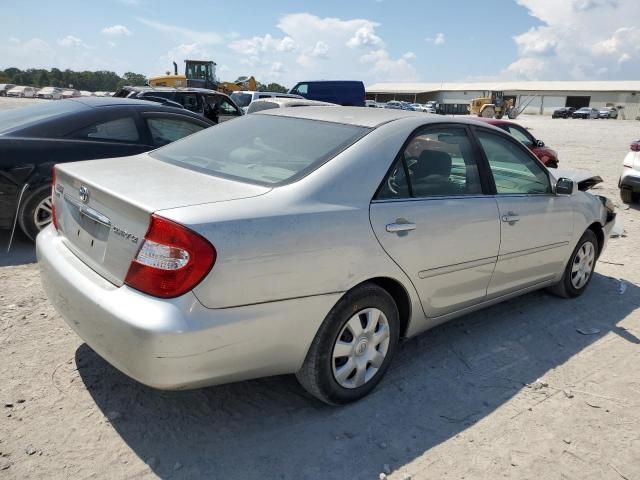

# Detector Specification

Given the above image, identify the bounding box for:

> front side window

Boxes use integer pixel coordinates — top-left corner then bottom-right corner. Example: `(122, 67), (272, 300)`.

(377, 127), (483, 199)
(147, 117), (205, 147)
(506, 125), (534, 147)
(477, 130), (550, 195)
(178, 93), (199, 112)
(218, 99), (241, 115)
(293, 83), (308, 95)
(76, 117), (139, 142)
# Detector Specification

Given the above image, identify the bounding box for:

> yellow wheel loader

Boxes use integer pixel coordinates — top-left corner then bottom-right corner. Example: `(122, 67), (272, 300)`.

(468, 91), (515, 119)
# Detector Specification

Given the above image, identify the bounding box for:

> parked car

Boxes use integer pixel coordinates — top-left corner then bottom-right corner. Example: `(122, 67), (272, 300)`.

(0, 97), (213, 240)
(79, 91), (94, 97)
(37, 107), (615, 405)
(384, 101), (415, 111)
(36, 87), (63, 100)
(114, 86), (242, 124)
(365, 100), (382, 108)
(289, 80), (366, 106)
(230, 91), (302, 113)
(62, 89), (81, 99)
(598, 107), (618, 119)
(0, 84), (16, 97)
(551, 107), (575, 119)
(246, 97), (336, 114)
(6, 86), (36, 98)
(476, 118), (559, 168)
(572, 107), (599, 119)
(619, 139), (640, 203)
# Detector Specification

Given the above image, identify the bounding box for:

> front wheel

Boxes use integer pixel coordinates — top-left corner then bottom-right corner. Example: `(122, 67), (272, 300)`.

(296, 283), (400, 404)
(547, 230), (598, 298)
(18, 185), (53, 241)
(620, 188), (634, 204)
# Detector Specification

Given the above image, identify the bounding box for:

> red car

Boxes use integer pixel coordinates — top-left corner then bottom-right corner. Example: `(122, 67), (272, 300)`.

(476, 118), (559, 168)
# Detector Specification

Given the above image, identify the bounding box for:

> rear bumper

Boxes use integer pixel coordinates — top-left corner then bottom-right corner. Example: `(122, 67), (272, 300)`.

(37, 226), (339, 390)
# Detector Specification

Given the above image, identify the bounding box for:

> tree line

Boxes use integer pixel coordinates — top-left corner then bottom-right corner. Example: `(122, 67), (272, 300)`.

(0, 68), (148, 91)
(0, 67), (289, 93)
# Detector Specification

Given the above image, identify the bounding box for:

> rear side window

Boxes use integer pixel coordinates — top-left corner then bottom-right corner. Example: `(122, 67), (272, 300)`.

(76, 117), (139, 142)
(151, 114), (369, 185)
(147, 117), (205, 146)
(377, 127), (483, 199)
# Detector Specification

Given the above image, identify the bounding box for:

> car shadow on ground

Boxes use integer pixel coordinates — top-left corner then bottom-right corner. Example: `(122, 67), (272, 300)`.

(76, 272), (640, 480)
(0, 229), (36, 267)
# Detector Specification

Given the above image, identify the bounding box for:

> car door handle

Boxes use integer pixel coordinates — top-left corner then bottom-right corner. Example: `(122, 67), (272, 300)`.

(386, 222), (416, 233)
(501, 212), (520, 224)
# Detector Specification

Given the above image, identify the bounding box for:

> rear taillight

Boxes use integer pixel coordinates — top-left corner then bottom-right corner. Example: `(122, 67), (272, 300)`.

(124, 214), (216, 298)
(51, 166), (58, 230)
(631, 142), (640, 152)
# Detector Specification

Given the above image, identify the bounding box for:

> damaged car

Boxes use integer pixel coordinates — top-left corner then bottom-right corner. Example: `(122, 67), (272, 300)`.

(1, 97), (213, 241)
(38, 108), (615, 405)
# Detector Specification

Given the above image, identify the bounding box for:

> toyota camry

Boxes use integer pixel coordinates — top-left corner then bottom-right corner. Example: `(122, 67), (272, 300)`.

(37, 108), (616, 404)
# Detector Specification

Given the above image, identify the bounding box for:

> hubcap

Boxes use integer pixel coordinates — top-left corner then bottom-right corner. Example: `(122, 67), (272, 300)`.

(331, 308), (390, 389)
(571, 241), (595, 289)
(33, 195), (53, 231)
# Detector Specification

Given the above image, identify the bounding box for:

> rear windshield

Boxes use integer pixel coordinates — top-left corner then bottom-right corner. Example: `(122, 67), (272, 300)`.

(230, 92), (253, 108)
(0, 100), (85, 134)
(151, 114), (370, 185)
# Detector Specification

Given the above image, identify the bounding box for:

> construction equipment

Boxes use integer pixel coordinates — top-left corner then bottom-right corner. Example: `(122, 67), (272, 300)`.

(217, 76), (257, 95)
(149, 60), (218, 90)
(468, 91), (514, 119)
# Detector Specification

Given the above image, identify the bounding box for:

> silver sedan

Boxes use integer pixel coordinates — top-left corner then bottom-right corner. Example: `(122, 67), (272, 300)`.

(37, 108), (616, 404)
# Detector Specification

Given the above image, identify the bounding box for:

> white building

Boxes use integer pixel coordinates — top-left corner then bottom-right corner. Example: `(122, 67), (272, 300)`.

(366, 81), (640, 118)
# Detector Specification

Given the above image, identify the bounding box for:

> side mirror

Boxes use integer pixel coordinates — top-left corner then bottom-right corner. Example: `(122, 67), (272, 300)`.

(556, 177), (574, 195)
(536, 139), (545, 147)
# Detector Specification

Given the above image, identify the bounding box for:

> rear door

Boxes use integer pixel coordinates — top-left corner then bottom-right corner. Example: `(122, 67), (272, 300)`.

(370, 125), (500, 317)
(473, 128), (573, 296)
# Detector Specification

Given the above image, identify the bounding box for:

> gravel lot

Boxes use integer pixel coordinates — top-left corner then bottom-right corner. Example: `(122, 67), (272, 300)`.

(1, 98), (639, 480)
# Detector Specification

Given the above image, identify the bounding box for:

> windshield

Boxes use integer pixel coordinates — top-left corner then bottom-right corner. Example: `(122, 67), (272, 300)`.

(230, 92), (253, 108)
(151, 114), (370, 185)
(0, 100), (85, 134)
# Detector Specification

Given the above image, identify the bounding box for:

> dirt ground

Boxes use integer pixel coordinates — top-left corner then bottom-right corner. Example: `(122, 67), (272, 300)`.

(1, 98), (639, 480)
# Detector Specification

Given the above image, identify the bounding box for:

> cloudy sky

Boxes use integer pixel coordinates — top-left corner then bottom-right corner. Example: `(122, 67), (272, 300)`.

(1, 0), (639, 87)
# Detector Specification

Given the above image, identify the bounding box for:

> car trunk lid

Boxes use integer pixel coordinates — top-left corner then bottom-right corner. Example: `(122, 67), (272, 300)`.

(53, 154), (270, 286)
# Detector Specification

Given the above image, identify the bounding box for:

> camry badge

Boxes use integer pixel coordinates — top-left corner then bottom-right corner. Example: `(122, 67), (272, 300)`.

(79, 185), (90, 204)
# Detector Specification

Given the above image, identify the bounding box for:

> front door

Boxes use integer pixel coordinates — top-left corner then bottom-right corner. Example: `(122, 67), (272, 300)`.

(370, 125), (501, 318)
(474, 129), (574, 296)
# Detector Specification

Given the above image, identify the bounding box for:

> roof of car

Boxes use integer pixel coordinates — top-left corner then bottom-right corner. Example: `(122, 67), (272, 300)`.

(474, 117), (516, 126)
(65, 97), (172, 108)
(259, 106), (429, 127)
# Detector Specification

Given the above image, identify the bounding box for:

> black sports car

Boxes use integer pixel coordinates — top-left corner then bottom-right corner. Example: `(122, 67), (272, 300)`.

(551, 107), (576, 118)
(0, 97), (213, 240)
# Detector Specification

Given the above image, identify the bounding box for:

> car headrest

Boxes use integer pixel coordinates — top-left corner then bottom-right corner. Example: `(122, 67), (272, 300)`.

(414, 150), (452, 177)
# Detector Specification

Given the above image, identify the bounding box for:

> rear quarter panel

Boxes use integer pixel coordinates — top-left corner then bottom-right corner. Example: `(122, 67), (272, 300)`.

(158, 117), (431, 334)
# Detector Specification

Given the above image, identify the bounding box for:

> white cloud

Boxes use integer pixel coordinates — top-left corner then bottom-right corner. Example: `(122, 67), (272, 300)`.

(8, 37), (19, 44)
(58, 35), (89, 48)
(227, 13), (416, 85)
(402, 51), (416, 60)
(504, 0), (640, 79)
(101, 25), (132, 36)
(426, 33), (445, 46)
(138, 18), (222, 44)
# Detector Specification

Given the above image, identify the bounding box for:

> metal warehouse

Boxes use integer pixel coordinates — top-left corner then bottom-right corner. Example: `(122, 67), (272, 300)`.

(366, 81), (640, 118)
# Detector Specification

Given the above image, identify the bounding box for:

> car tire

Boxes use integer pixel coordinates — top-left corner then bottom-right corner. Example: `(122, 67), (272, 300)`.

(620, 188), (634, 204)
(296, 283), (400, 405)
(18, 185), (53, 241)
(547, 229), (598, 299)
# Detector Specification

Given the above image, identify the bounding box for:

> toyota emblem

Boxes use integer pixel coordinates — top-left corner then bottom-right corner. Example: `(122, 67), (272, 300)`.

(79, 185), (90, 204)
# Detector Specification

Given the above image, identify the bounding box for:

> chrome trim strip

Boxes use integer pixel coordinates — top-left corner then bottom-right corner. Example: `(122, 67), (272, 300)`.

(418, 256), (497, 279)
(498, 241), (569, 261)
(63, 194), (111, 227)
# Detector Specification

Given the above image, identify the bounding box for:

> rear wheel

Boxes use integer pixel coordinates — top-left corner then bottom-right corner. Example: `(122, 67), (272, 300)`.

(296, 283), (400, 405)
(480, 106), (495, 118)
(18, 185), (53, 241)
(547, 230), (598, 298)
